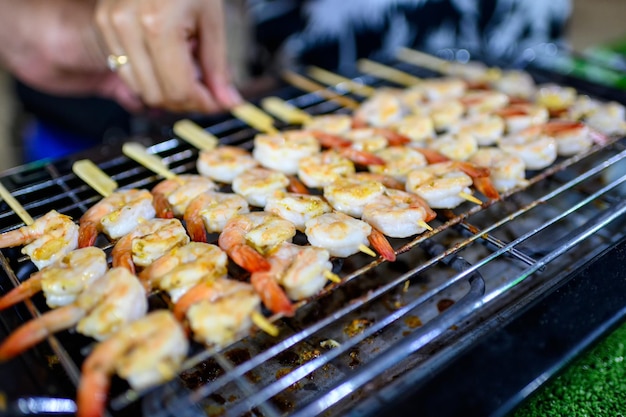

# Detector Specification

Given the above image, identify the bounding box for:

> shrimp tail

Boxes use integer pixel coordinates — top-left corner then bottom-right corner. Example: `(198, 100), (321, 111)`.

(185, 216), (207, 243)
(368, 228), (396, 262)
(0, 305), (84, 361)
(338, 147), (386, 166)
(414, 148), (450, 164)
(351, 116), (369, 129)
(78, 221), (98, 248)
(0, 226), (36, 249)
(288, 176), (310, 194)
(375, 128), (412, 146)
(0, 273), (43, 311)
(250, 272), (295, 317)
(111, 247), (136, 275)
(173, 281), (214, 321)
(229, 244), (271, 273)
(153, 192), (174, 219)
(310, 130), (353, 148)
(77, 368), (110, 417)
(473, 177), (500, 200)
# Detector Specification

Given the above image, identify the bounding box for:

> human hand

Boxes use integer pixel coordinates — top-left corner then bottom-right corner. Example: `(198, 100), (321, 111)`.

(95, 0), (242, 113)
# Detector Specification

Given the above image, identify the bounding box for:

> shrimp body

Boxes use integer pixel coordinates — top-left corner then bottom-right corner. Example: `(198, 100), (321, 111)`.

(112, 218), (190, 273)
(253, 130), (321, 175)
(362, 189), (436, 238)
(405, 162), (475, 209)
(469, 148), (528, 192)
(77, 310), (188, 417)
(176, 279), (261, 348)
(265, 192), (332, 231)
(232, 167), (290, 207)
(219, 212), (295, 272)
(305, 212), (372, 258)
(497, 103), (549, 134)
(417, 99), (465, 132)
(197, 146), (259, 184)
(184, 191), (250, 241)
(152, 175), (217, 217)
(490, 69), (536, 99)
(139, 242), (228, 302)
(498, 129), (557, 170)
(368, 146), (428, 181)
(429, 132), (478, 161)
(542, 120), (593, 156)
(304, 114), (353, 134)
(323, 177), (386, 218)
(460, 90), (509, 115)
(389, 114), (435, 145)
(0, 210), (79, 270)
(418, 77), (467, 102)
(298, 150), (356, 188)
(79, 189), (155, 247)
(535, 84), (577, 114)
(450, 114), (505, 146)
(0, 247), (108, 310)
(354, 89), (407, 127)
(585, 101), (626, 135)
(0, 267), (147, 361)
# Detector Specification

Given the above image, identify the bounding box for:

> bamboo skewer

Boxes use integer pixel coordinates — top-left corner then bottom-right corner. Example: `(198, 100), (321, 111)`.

(0, 183), (34, 226)
(173, 119), (219, 151)
(306, 66), (376, 97)
(356, 58), (422, 87)
(231, 102), (280, 135)
(282, 70), (361, 110)
(72, 160), (118, 198)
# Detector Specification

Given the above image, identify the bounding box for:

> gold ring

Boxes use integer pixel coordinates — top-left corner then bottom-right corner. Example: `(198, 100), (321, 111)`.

(107, 54), (129, 72)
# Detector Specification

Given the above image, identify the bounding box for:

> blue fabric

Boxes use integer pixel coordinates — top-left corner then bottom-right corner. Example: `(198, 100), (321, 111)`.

(23, 120), (99, 163)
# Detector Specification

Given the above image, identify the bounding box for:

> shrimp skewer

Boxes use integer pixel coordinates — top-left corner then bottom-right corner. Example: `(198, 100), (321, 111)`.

(0, 210), (79, 270)
(0, 267), (147, 361)
(184, 191), (250, 242)
(232, 167), (290, 208)
(111, 218), (190, 274)
(151, 175), (217, 218)
(196, 146), (259, 184)
(468, 148), (528, 192)
(77, 310), (188, 417)
(265, 192), (333, 232)
(0, 247), (107, 310)
(138, 242), (229, 302)
(218, 212), (296, 272)
(252, 130), (321, 175)
(78, 189), (156, 247)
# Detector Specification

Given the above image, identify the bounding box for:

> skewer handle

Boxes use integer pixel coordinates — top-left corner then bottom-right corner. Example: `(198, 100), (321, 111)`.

(281, 71), (360, 110)
(122, 142), (177, 180)
(306, 66), (375, 97)
(357, 59), (422, 87)
(260, 97), (312, 125)
(0, 183), (33, 226)
(396, 47), (451, 73)
(173, 119), (219, 151)
(72, 160), (117, 198)
(231, 102), (279, 135)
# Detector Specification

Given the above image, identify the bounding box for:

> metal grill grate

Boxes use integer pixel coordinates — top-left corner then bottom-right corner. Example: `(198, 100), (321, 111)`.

(0, 61), (625, 417)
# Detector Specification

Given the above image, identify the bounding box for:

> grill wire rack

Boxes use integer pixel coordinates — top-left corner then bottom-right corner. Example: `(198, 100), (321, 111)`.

(0, 59), (625, 417)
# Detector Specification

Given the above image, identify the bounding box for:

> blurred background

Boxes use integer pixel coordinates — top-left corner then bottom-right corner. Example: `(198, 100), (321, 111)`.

(0, 0), (625, 171)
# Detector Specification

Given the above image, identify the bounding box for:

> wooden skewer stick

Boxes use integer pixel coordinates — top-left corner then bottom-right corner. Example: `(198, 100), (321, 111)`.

(358, 244), (377, 258)
(251, 311), (279, 337)
(260, 97), (313, 125)
(282, 70), (361, 110)
(232, 102), (280, 135)
(356, 59), (422, 87)
(72, 160), (117, 198)
(396, 47), (452, 74)
(173, 119), (219, 151)
(306, 66), (376, 97)
(459, 191), (484, 206)
(0, 182), (34, 226)
(418, 220), (433, 231)
(324, 270), (342, 284)
(122, 142), (178, 180)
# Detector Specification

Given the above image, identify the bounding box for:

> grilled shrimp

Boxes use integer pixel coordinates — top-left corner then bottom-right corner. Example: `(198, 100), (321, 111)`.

(250, 242), (333, 316)
(151, 175), (217, 218)
(460, 90), (509, 115)
(496, 103), (549, 134)
(218, 212), (296, 272)
(303, 114), (353, 135)
(469, 148), (528, 192)
(428, 132), (478, 161)
(353, 89), (408, 127)
(265, 192), (332, 231)
(298, 150), (356, 188)
(305, 212), (395, 261)
(535, 84), (578, 114)
(489, 69), (536, 99)
(174, 278), (261, 348)
(196, 146), (259, 184)
(0, 247), (107, 311)
(584, 101), (626, 136)
(323, 177), (386, 218)
(0, 267), (147, 361)
(184, 191), (249, 242)
(388, 114), (435, 145)
(418, 77), (467, 102)
(78, 189), (156, 247)
(416, 99), (465, 132)
(362, 189), (436, 238)
(232, 167), (290, 208)
(449, 114), (505, 146)
(0, 210), (79, 270)
(77, 310), (188, 417)
(537, 120), (594, 156)
(139, 242), (228, 302)
(498, 128), (558, 170)
(112, 218), (190, 274)
(253, 130), (321, 175)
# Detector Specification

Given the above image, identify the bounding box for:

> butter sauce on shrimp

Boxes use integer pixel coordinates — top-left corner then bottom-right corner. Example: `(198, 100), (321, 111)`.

(367, 146), (428, 182)
(112, 218), (190, 274)
(0, 210), (79, 270)
(265, 192), (332, 231)
(0, 247), (108, 311)
(77, 310), (188, 417)
(323, 177), (386, 218)
(253, 130), (321, 175)
(184, 191), (250, 242)
(0, 267), (147, 361)
(428, 132), (478, 161)
(196, 146), (259, 184)
(151, 175), (217, 218)
(78, 189), (156, 247)
(232, 167), (290, 208)
(298, 150), (356, 188)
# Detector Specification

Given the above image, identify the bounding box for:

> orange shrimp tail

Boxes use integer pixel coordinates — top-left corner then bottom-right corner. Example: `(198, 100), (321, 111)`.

(375, 128), (412, 146)
(229, 245), (271, 273)
(310, 130), (352, 148)
(351, 116), (369, 129)
(456, 161), (491, 179)
(173, 282), (214, 321)
(0, 274), (43, 311)
(250, 272), (295, 317)
(338, 147), (386, 166)
(473, 177), (500, 200)
(77, 366), (111, 417)
(153, 193), (174, 219)
(368, 228), (396, 262)
(111, 251), (136, 275)
(409, 195), (437, 222)
(0, 305), (83, 361)
(414, 148), (450, 164)
(185, 216), (207, 243)
(288, 176), (310, 194)
(78, 222), (98, 248)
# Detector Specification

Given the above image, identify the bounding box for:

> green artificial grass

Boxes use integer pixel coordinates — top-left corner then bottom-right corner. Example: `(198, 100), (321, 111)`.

(512, 321), (626, 416)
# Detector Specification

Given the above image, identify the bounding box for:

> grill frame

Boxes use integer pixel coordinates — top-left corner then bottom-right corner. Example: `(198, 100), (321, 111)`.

(0, 59), (625, 417)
